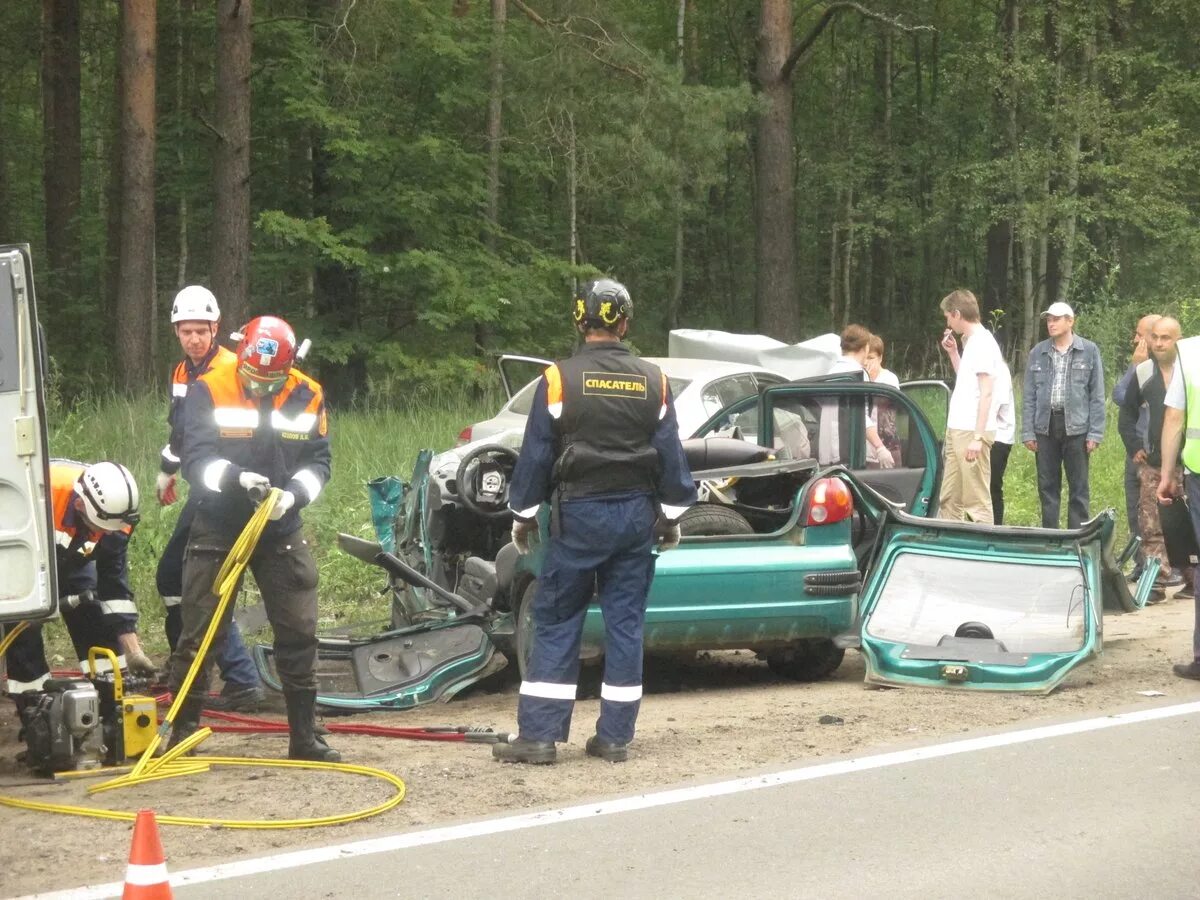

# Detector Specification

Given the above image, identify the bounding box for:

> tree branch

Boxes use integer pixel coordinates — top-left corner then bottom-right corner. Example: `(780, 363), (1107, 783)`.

(510, 0), (646, 80)
(779, 2), (934, 83)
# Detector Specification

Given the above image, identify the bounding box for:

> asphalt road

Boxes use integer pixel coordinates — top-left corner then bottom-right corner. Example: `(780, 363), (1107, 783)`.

(153, 703), (1200, 900)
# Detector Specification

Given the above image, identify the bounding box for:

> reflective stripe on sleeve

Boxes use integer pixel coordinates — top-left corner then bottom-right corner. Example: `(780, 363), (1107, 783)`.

(545, 365), (563, 420)
(512, 505), (541, 519)
(519, 681), (577, 701)
(161, 595), (182, 608)
(271, 410), (318, 433)
(172, 382), (188, 398)
(600, 683), (643, 702)
(660, 503), (691, 521)
(202, 459), (231, 492)
(213, 407), (260, 429)
(1187, 428), (1200, 440)
(161, 443), (180, 464)
(98, 598), (138, 616)
(293, 468), (324, 503)
(659, 372), (668, 419)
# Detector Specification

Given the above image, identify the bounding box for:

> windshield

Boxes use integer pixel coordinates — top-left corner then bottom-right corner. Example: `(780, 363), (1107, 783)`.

(865, 552), (1088, 654)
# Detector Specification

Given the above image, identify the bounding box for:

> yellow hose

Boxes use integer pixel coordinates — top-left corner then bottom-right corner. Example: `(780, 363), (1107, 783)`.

(0, 619), (30, 659)
(0, 488), (406, 828)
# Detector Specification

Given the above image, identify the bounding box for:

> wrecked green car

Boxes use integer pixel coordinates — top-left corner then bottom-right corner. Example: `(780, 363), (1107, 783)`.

(255, 376), (1157, 707)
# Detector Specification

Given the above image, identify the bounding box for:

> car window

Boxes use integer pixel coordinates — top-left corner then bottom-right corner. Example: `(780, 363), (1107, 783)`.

(699, 374), (759, 418)
(764, 389), (928, 470)
(667, 376), (691, 400)
(507, 379), (540, 415)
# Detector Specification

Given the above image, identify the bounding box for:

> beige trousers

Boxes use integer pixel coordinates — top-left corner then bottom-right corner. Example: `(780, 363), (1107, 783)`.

(939, 428), (995, 524)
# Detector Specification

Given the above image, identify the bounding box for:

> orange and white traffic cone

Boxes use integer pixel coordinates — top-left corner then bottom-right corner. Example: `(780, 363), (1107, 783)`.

(122, 809), (172, 899)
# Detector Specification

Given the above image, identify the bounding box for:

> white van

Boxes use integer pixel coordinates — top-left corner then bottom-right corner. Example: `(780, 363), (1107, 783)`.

(0, 245), (58, 687)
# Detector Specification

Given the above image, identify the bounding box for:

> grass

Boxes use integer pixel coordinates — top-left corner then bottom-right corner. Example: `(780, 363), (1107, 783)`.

(42, 386), (1133, 657)
(47, 392), (497, 655)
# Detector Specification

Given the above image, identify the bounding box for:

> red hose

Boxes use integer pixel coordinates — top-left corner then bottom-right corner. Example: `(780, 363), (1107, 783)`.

(154, 692), (476, 742)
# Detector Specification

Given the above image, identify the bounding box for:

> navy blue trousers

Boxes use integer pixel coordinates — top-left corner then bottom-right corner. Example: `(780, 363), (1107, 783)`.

(518, 493), (657, 745)
(157, 497), (260, 689)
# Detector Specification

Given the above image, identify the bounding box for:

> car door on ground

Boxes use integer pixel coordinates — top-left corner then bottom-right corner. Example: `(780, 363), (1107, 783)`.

(0, 245), (57, 626)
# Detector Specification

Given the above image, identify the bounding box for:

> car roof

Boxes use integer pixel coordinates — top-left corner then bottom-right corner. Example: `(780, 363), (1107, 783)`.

(642, 357), (783, 380)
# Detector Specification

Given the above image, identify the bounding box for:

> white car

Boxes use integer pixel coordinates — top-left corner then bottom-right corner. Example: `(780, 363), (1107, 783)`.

(457, 355), (790, 444)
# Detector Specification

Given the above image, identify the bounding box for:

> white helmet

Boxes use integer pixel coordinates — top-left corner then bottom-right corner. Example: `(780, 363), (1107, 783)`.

(75, 462), (141, 531)
(170, 285), (220, 324)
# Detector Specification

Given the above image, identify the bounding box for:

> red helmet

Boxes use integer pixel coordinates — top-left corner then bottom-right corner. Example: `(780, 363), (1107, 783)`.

(235, 316), (296, 396)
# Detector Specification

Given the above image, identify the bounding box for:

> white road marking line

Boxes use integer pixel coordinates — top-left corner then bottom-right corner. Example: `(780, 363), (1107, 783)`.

(22, 699), (1200, 900)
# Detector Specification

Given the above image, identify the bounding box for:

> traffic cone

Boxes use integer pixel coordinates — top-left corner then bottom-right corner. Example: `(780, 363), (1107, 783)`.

(122, 809), (172, 899)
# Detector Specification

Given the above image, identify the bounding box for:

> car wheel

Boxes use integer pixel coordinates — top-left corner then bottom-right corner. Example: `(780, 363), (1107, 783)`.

(514, 579), (538, 682)
(679, 503), (755, 537)
(513, 578), (603, 697)
(766, 639), (845, 681)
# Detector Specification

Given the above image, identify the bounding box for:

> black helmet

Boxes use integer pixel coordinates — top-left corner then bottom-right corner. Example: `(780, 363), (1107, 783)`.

(573, 279), (632, 330)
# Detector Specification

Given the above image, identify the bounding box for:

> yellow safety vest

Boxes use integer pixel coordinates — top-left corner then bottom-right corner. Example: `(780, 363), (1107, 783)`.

(1178, 336), (1200, 473)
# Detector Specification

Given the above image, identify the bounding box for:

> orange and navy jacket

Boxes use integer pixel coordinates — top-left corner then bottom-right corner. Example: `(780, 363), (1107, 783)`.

(50, 461), (137, 634)
(161, 344), (237, 475)
(180, 364), (331, 538)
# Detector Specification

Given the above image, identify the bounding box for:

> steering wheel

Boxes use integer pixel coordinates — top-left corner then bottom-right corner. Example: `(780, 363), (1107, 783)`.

(455, 443), (521, 520)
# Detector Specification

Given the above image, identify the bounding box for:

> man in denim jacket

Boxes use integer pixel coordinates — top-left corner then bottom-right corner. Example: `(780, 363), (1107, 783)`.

(1021, 302), (1106, 528)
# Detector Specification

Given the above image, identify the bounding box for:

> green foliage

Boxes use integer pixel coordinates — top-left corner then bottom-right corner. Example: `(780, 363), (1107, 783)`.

(7, 0), (1200, 397)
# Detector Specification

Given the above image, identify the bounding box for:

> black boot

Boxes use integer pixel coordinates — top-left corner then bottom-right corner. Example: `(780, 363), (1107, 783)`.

(491, 737), (557, 765)
(164, 696), (205, 754)
(285, 689), (341, 762)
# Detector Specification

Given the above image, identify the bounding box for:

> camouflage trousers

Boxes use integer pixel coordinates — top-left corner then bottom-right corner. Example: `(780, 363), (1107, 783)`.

(1138, 462), (1187, 583)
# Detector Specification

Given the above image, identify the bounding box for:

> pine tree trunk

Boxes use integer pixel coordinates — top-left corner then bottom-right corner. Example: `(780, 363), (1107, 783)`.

(212, 0), (252, 329)
(116, 0), (156, 390)
(477, 0), (505, 358)
(41, 0), (82, 315)
(668, 0), (687, 331)
(753, 0), (798, 341)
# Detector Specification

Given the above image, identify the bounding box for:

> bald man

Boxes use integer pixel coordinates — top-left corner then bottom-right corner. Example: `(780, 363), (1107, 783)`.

(1119, 316), (1191, 599)
(1113, 314), (1163, 582)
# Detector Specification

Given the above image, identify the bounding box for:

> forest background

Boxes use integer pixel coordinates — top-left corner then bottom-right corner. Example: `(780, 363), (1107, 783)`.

(8, 0), (1200, 406)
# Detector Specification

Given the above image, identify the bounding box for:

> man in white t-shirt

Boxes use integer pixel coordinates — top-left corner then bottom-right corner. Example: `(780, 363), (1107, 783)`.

(937, 289), (1002, 523)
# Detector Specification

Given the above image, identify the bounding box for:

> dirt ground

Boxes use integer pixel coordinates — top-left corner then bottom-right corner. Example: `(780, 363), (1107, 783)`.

(3, 591), (1199, 897)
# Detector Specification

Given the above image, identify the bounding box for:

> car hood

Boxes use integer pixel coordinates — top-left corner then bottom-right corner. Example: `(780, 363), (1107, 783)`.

(856, 506), (1157, 694)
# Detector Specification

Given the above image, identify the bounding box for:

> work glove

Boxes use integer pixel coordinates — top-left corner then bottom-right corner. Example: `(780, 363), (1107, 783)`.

(124, 650), (158, 678)
(156, 472), (178, 506)
(875, 446), (895, 470)
(238, 471), (271, 502)
(512, 518), (538, 556)
(655, 519), (682, 552)
(269, 490), (295, 521)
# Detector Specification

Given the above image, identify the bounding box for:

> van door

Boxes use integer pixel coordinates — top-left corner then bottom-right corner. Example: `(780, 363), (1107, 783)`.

(0, 246), (57, 624)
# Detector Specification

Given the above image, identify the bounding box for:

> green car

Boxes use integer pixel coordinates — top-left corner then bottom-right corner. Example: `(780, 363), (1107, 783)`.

(259, 377), (1156, 708)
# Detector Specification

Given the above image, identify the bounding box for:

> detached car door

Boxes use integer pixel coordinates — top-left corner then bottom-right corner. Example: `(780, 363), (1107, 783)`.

(854, 508), (1146, 693)
(0, 246), (57, 625)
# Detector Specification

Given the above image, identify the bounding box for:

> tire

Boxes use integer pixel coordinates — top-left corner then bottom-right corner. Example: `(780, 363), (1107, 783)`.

(513, 578), (601, 697)
(766, 639), (845, 681)
(514, 579), (538, 681)
(679, 503), (755, 537)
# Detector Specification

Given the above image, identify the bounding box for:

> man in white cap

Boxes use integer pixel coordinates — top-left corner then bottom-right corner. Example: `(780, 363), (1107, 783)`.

(1021, 301), (1106, 528)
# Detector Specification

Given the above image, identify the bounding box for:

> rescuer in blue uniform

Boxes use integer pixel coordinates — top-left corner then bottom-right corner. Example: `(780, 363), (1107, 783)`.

(492, 279), (696, 765)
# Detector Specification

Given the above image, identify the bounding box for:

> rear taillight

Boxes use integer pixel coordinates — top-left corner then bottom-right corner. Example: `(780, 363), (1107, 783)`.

(804, 477), (853, 526)
(455, 426), (473, 447)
